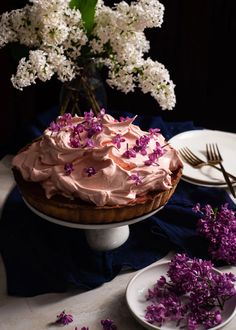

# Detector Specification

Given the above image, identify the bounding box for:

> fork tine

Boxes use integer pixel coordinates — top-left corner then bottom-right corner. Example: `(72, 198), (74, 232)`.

(215, 143), (223, 161)
(179, 147), (200, 166)
(179, 148), (193, 162)
(182, 147), (202, 163)
(206, 143), (236, 197)
(178, 149), (189, 162)
(206, 143), (216, 161)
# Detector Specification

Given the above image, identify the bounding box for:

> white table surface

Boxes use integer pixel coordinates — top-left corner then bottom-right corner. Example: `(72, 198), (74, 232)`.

(0, 155), (235, 330)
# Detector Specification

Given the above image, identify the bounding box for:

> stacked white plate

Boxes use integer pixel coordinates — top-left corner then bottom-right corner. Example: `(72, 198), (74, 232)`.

(168, 129), (236, 187)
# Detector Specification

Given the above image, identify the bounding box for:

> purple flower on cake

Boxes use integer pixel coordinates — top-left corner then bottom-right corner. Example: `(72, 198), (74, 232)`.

(193, 203), (236, 265)
(145, 142), (165, 166)
(84, 110), (94, 122)
(86, 122), (103, 138)
(129, 173), (143, 186)
(74, 123), (85, 134)
(133, 135), (150, 155)
(64, 163), (74, 176)
(58, 113), (73, 124)
(84, 138), (95, 148)
(84, 167), (97, 177)
(119, 116), (131, 122)
(70, 136), (81, 148)
(112, 134), (126, 149)
(149, 128), (161, 136)
(97, 108), (106, 119)
(49, 113), (74, 133)
(49, 121), (61, 133)
(56, 310), (73, 325)
(122, 144), (137, 159)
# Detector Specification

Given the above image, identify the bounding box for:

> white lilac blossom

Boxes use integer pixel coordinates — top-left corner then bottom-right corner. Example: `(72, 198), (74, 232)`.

(0, 0), (176, 111)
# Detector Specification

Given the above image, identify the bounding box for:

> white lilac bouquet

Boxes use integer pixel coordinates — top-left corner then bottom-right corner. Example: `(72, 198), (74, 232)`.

(145, 254), (236, 330)
(193, 203), (236, 265)
(0, 0), (176, 114)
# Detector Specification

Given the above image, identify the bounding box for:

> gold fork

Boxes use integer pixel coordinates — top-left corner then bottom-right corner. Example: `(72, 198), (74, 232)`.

(178, 147), (236, 182)
(206, 143), (236, 198)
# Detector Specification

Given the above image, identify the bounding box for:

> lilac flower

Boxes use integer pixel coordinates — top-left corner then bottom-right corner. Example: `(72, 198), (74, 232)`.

(49, 120), (61, 133)
(133, 135), (150, 155)
(144, 253), (236, 329)
(84, 167), (97, 177)
(144, 142), (165, 166)
(122, 144), (136, 159)
(70, 136), (81, 148)
(119, 116), (130, 122)
(145, 303), (166, 325)
(74, 123), (85, 134)
(56, 310), (73, 325)
(149, 128), (161, 136)
(86, 122), (103, 138)
(84, 110), (94, 122)
(193, 203), (236, 264)
(97, 108), (106, 119)
(112, 134), (126, 149)
(129, 173), (143, 185)
(101, 319), (117, 330)
(155, 142), (165, 157)
(85, 138), (95, 148)
(64, 163), (74, 175)
(57, 113), (73, 128)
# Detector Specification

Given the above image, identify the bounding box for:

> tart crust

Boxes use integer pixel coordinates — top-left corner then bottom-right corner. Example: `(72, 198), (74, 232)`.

(12, 167), (182, 224)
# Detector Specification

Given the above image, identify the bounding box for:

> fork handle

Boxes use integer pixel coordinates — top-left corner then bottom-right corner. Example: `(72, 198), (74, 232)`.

(209, 164), (236, 182)
(218, 162), (236, 198)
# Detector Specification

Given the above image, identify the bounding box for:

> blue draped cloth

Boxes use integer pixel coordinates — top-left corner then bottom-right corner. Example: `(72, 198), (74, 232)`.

(0, 107), (235, 297)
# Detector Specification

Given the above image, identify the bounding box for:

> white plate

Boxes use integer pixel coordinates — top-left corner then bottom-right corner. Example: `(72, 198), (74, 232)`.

(168, 129), (236, 187)
(126, 261), (236, 330)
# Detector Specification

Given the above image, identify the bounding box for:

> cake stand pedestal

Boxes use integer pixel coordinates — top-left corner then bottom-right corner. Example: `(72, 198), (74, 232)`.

(24, 199), (162, 251)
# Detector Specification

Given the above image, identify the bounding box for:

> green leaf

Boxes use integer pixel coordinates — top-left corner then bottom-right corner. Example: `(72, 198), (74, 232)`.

(69, 0), (98, 35)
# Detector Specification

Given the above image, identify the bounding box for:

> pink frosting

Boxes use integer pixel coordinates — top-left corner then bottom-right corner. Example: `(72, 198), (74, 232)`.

(12, 112), (183, 206)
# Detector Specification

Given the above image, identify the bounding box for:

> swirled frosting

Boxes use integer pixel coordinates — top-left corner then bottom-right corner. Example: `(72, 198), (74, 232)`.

(12, 111), (183, 206)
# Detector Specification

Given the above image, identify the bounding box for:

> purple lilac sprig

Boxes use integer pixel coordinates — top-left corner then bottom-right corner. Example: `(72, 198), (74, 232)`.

(64, 163), (74, 175)
(192, 203), (236, 265)
(49, 113), (73, 133)
(112, 134), (126, 149)
(144, 142), (165, 166)
(49, 110), (104, 148)
(144, 253), (236, 330)
(56, 310), (73, 325)
(121, 130), (167, 165)
(101, 319), (117, 330)
(55, 312), (117, 329)
(83, 167), (97, 177)
(129, 172), (143, 185)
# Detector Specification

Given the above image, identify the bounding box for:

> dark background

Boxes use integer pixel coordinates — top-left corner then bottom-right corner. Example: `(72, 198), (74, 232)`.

(1, 0), (235, 153)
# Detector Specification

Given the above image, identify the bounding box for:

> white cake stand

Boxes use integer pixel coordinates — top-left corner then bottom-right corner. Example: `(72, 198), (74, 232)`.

(24, 199), (162, 251)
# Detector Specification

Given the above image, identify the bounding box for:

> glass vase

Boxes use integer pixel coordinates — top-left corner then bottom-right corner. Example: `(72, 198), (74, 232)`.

(59, 60), (107, 116)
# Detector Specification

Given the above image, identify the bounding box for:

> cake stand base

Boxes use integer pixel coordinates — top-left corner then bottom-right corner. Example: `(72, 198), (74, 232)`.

(85, 225), (130, 251)
(23, 199), (163, 251)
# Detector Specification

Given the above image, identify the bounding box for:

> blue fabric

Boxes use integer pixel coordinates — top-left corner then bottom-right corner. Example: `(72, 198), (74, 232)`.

(0, 107), (235, 297)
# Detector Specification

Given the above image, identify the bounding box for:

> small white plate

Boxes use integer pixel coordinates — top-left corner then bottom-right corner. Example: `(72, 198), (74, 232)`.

(168, 129), (236, 187)
(126, 261), (236, 330)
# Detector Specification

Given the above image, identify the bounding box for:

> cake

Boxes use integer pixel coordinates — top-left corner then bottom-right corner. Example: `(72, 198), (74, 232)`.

(12, 110), (183, 224)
